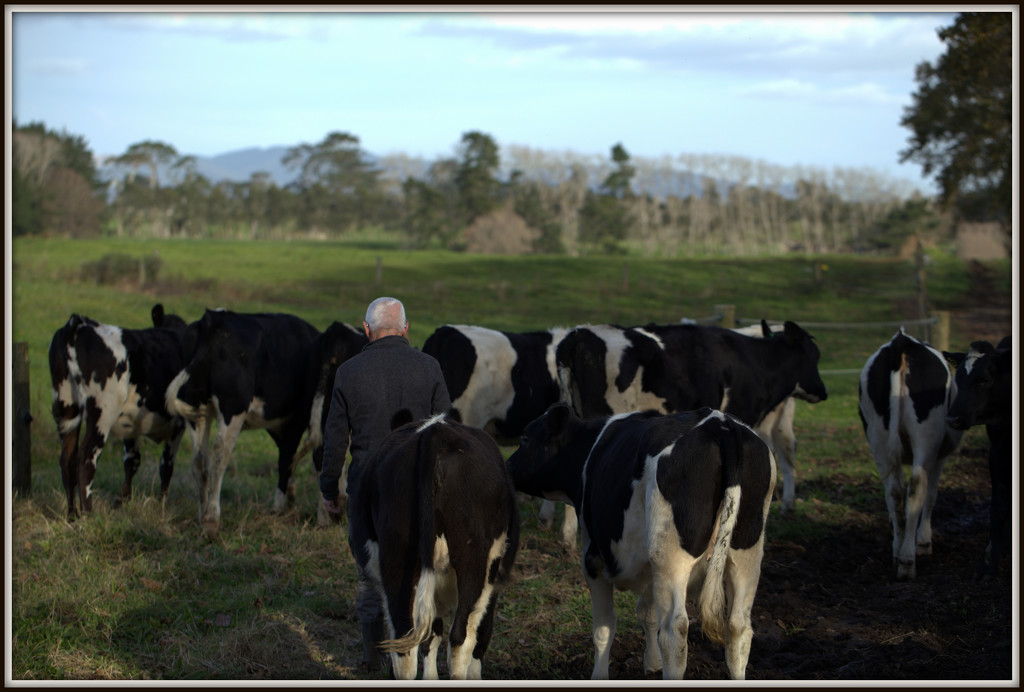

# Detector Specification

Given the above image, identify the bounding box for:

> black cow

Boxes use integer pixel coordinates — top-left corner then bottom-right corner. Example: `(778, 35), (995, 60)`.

(348, 411), (520, 680)
(946, 336), (1013, 578)
(555, 320), (826, 541)
(859, 329), (963, 580)
(165, 309), (322, 539)
(48, 304), (189, 517)
(507, 403), (775, 680)
(421, 324), (576, 542)
(291, 321), (369, 525)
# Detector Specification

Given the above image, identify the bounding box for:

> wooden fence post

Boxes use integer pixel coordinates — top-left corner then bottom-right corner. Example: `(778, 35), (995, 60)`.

(931, 310), (950, 353)
(715, 304), (736, 329)
(13, 342), (32, 496)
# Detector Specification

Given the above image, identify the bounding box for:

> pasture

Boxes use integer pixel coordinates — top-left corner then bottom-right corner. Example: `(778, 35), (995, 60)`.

(8, 236), (1015, 680)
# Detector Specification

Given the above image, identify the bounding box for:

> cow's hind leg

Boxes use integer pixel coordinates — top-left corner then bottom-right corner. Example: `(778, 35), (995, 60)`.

(915, 451), (948, 558)
(422, 617), (444, 680)
(724, 542), (766, 680)
(635, 585), (663, 675)
(874, 451), (907, 573)
(200, 413), (244, 540)
(158, 418), (185, 499)
(897, 461), (930, 579)
(448, 565), (493, 679)
(652, 556), (695, 680)
(57, 427), (81, 517)
(586, 572), (616, 680)
(77, 404), (111, 514)
(270, 427), (303, 513)
(117, 438), (142, 506)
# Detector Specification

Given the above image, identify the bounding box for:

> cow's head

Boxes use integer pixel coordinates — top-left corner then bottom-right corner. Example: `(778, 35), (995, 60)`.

(945, 338), (1012, 430)
(775, 321), (829, 404)
(506, 402), (593, 506)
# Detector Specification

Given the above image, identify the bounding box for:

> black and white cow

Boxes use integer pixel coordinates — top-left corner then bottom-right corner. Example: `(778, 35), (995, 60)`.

(555, 320), (826, 542)
(48, 304), (189, 517)
(507, 403), (776, 680)
(421, 324), (576, 543)
(859, 329), (964, 580)
(165, 309), (322, 539)
(348, 411), (520, 680)
(290, 321), (369, 525)
(946, 336), (1013, 579)
(733, 322), (801, 513)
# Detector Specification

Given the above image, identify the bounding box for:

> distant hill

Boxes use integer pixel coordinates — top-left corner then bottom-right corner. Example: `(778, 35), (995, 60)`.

(194, 146), (296, 186)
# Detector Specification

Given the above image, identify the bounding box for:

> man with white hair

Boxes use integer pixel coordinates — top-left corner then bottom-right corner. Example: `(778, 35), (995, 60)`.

(320, 296), (451, 672)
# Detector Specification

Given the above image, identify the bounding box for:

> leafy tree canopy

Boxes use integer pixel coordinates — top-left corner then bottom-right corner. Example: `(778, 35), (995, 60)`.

(899, 12), (1012, 227)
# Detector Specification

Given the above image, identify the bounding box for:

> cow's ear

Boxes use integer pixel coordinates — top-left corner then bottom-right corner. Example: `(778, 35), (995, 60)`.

(151, 303), (165, 327)
(970, 340), (996, 355)
(944, 351), (966, 369)
(761, 319), (772, 338)
(546, 402), (572, 437)
(782, 320), (803, 343)
(391, 409), (414, 430)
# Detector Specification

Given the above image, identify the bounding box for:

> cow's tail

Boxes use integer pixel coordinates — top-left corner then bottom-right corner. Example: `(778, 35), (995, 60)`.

(698, 413), (745, 646)
(886, 330), (912, 464)
(380, 416), (452, 655)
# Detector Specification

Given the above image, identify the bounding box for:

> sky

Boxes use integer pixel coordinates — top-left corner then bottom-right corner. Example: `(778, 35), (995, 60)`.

(4, 7), (1004, 194)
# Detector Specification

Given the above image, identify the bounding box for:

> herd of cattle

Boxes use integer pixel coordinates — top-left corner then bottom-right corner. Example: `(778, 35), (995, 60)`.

(47, 304), (1012, 680)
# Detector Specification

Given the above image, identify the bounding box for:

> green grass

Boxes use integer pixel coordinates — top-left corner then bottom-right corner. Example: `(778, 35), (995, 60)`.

(8, 235), (1010, 680)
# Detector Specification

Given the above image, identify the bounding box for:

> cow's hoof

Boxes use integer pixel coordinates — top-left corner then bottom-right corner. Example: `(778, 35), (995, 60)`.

(896, 560), (916, 580)
(916, 542), (932, 556)
(201, 520), (220, 542)
(271, 488), (290, 514)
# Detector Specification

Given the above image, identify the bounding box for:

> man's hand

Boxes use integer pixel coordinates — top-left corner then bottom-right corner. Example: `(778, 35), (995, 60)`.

(322, 495), (343, 516)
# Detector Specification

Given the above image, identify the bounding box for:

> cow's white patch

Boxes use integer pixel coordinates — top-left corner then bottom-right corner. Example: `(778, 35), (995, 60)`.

(448, 326), (518, 429)
(585, 325), (670, 414)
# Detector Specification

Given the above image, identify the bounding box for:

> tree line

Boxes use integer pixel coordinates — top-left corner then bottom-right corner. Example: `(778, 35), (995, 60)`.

(12, 12), (1010, 257)
(6, 125), (948, 257)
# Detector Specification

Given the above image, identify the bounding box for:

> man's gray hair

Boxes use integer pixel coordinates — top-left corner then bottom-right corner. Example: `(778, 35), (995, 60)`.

(365, 297), (407, 332)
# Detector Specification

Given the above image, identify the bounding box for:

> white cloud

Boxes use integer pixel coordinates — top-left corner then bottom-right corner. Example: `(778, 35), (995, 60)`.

(740, 78), (904, 106)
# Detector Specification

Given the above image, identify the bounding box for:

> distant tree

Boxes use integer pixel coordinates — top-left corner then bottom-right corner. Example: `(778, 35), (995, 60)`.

(283, 131), (382, 232)
(43, 167), (104, 237)
(511, 176), (564, 254)
(899, 12), (1012, 229)
(114, 140), (179, 189)
(401, 158), (462, 248)
(864, 195), (942, 253)
(454, 130), (502, 225)
(12, 122), (105, 236)
(578, 143), (635, 254)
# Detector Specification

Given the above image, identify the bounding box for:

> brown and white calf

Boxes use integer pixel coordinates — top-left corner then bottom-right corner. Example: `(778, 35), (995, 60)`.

(48, 304), (189, 517)
(859, 329), (963, 580)
(347, 412), (520, 680)
(507, 403), (775, 680)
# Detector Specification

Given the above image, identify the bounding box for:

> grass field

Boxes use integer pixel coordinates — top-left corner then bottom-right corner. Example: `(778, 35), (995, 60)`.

(7, 236), (1012, 680)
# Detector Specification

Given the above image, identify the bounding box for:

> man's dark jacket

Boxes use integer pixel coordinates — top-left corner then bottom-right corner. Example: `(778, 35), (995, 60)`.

(319, 335), (451, 501)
